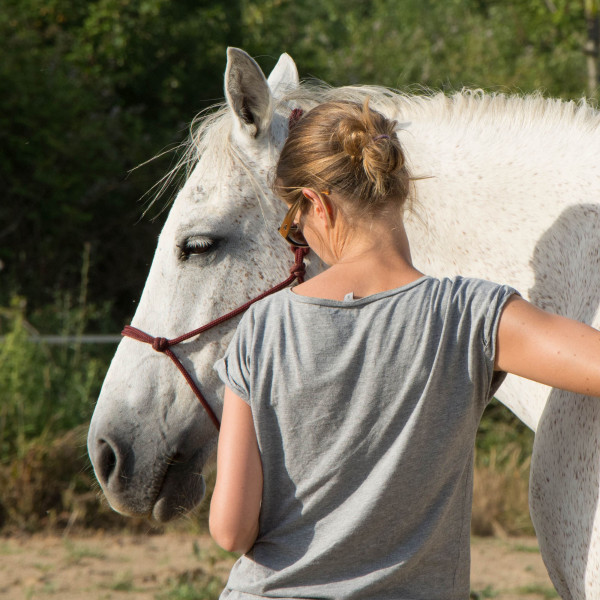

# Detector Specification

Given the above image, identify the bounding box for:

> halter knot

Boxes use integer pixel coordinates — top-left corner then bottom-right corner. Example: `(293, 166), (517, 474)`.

(290, 262), (306, 281)
(122, 250), (309, 432)
(152, 337), (170, 352)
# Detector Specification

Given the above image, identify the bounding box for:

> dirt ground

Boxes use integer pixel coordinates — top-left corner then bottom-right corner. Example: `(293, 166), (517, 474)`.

(1, 532), (558, 600)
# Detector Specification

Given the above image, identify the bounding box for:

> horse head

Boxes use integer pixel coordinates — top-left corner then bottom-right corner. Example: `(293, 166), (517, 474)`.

(87, 48), (313, 522)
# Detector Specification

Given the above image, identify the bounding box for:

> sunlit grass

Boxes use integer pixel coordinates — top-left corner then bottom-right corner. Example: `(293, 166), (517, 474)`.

(108, 571), (136, 592)
(517, 583), (560, 598)
(470, 585), (498, 599)
(63, 539), (106, 564)
(156, 571), (224, 600)
(512, 542), (540, 553)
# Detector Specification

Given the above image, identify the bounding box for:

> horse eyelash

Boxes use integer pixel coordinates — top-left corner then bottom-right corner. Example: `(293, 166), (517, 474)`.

(177, 238), (215, 260)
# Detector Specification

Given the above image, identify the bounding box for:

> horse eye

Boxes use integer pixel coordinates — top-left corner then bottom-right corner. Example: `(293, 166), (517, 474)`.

(177, 237), (215, 261)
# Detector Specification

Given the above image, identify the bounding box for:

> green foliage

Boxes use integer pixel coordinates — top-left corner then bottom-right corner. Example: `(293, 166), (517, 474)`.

(516, 583), (560, 598)
(157, 571), (224, 600)
(241, 0), (589, 96)
(0, 0), (242, 317)
(0, 302), (101, 460)
(472, 400), (535, 537)
(0, 265), (114, 462)
(470, 586), (498, 599)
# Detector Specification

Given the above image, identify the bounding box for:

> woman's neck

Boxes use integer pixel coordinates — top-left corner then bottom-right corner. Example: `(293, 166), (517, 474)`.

(293, 217), (424, 301)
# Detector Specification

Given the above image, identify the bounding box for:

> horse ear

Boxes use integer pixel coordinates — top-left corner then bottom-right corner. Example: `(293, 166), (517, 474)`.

(267, 53), (299, 99)
(225, 47), (272, 138)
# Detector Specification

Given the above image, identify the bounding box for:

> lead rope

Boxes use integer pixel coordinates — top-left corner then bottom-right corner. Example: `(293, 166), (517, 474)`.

(122, 246), (309, 431)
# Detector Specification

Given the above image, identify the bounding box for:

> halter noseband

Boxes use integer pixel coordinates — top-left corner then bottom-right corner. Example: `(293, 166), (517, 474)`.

(122, 109), (306, 431)
(122, 246), (309, 431)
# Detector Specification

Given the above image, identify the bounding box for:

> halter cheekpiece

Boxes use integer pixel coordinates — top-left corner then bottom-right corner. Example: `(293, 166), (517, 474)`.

(121, 109), (308, 431)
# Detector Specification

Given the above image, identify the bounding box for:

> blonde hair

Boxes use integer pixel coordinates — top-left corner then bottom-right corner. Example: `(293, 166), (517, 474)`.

(275, 100), (412, 222)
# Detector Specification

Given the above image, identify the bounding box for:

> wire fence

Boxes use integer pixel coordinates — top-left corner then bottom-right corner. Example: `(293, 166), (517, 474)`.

(0, 335), (122, 344)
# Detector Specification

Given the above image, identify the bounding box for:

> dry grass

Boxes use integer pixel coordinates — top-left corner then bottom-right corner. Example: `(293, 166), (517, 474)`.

(472, 443), (534, 537)
(0, 425), (148, 534)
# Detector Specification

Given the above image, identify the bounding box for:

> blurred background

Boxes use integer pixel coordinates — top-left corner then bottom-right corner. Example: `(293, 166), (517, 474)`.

(1, 0), (598, 594)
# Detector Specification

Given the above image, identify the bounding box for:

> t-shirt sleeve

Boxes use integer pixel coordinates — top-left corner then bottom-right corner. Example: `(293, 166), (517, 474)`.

(213, 312), (254, 404)
(450, 277), (520, 401)
(482, 282), (520, 398)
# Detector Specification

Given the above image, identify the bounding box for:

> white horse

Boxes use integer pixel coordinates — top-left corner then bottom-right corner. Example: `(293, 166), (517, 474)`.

(88, 47), (600, 599)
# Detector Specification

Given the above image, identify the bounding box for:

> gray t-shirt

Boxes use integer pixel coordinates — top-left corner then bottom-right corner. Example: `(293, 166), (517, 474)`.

(214, 275), (517, 600)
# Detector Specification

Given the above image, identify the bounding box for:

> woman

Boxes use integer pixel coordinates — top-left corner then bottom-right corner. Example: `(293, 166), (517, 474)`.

(210, 100), (600, 599)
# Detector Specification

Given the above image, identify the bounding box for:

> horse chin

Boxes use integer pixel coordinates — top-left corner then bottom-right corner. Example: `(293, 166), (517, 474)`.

(151, 467), (207, 523)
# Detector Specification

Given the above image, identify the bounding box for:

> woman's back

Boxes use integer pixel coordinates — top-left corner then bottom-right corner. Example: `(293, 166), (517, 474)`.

(215, 275), (515, 600)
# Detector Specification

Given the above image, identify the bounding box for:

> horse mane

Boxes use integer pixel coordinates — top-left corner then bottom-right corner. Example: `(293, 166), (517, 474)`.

(281, 83), (600, 135)
(144, 84), (600, 215)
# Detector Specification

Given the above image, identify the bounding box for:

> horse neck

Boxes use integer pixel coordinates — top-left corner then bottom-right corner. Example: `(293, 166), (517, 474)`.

(387, 93), (600, 291)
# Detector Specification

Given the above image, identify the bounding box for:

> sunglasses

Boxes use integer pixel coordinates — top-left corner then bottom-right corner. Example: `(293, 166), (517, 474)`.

(278, 198), (309, 247)
(278, 190), (330, 247)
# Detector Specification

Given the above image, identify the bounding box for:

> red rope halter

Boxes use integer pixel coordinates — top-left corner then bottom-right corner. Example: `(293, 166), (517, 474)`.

(122, 247), (309, 431)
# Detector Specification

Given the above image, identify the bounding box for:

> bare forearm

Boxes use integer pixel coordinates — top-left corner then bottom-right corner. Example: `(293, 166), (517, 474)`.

(209, 387), (263, 554)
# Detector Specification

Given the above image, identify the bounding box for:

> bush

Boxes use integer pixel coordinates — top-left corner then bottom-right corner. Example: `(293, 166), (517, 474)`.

(0, 292), (121, 531)
(0, 425), (150, 532)
(0, 296), (112, 461)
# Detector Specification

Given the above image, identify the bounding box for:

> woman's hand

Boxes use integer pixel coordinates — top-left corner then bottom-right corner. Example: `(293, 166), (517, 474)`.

(495, 296), (600, 397)
(209, 387), (263, 554)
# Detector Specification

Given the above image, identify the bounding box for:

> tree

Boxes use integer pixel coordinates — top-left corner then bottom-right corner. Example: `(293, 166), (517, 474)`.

(585, 0), (600, 96)
(0, 0), (242, 322)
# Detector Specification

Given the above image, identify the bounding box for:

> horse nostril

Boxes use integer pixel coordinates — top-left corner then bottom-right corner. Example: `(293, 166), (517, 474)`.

(96, 438), (118, 487)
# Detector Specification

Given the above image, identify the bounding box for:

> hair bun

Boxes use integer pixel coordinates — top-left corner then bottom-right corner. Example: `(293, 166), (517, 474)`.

(275, 99), (412, 221)
(335, 104), (405, 195)
(336, 120), (369, 160)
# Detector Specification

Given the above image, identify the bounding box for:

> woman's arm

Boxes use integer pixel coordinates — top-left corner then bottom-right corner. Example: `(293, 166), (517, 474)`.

(209, 386), (263, 554)
(495, 295), (600, 397)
